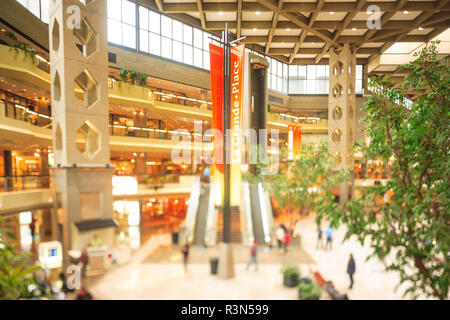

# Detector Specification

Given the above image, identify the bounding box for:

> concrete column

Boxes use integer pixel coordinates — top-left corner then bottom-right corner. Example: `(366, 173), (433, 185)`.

(328, 44), (356, 205)
(40, 150), (50, 188)
(49, 0), (115, 259)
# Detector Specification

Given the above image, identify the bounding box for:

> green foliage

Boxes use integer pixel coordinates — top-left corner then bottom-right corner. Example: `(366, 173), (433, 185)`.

(119, 68), (129, 83)
(342, 41), (449, 300)
(5, 31), (37, 63)
(0, 218), (40, 300)
(129, 70), (139, 85)
(280, 264), (300, 278)
(297, 281), (321, 300)
(244, 142), (348, 227)
(137, 72), (148, 87)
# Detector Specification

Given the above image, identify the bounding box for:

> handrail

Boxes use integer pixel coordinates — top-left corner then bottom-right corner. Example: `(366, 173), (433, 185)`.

(204, 180), (217, 246)
(179, 176), (201, 245)
(240, 181), (254, 246)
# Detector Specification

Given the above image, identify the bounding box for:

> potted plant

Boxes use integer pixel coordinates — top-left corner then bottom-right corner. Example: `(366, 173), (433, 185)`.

(138, 72), (148, 87)
(297, 281), (321, 300)
(281, 264), (300, 288)
(129, 70), (139, 85)
(119, 68), (129, 83)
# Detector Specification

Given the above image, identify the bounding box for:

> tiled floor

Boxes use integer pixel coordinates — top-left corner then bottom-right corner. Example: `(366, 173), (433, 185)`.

(88, 215), (425, 300)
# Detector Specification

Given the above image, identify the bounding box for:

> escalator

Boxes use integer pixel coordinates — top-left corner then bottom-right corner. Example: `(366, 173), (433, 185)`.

(193, 185), (210, 246)
(249, 183), (266, 244)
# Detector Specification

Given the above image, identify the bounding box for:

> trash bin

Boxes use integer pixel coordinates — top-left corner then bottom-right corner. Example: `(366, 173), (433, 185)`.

(172, 232), (179, 245)
(210, 258), (219, 275)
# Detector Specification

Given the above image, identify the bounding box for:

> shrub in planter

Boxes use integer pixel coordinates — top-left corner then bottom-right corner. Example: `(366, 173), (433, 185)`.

(281, 265), (300, 288)
(297, 281), (321, 300)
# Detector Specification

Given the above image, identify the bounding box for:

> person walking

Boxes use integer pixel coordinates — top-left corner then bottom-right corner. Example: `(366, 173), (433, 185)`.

(276, 226), (284, 249)
(181, 243), (190, 272)
(325, 226), (333, 250)
(80, 248), (89, 278)
(246, 240), (258, 271)
(316, 225), (323, 249)
(283, 232), (291, 254)
(347, 253), (356, 289)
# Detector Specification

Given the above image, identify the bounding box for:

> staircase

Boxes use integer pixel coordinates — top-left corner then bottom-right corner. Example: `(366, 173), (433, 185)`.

(193, 186), (210, 246)
(216, 209), (242, 243)
(250, 184), (266, 244)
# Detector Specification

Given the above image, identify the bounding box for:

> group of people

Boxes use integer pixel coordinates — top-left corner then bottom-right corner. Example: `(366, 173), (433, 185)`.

(276, 225), (292, 254)
(316, 225), (334, 250)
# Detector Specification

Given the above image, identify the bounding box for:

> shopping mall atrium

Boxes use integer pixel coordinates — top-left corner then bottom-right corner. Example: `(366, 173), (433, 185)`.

(0, 0), (448, 301)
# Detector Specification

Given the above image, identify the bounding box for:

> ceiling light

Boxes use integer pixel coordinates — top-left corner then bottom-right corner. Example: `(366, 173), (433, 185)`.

(255, 12), (261, 15)
(403, 10), (409, 14)
(286, 28), (290, 31)
(253, 28), (257, 31)
(329, 12), (334, 15)
(418, 27), (424, 30)
(219, 11), (223, 15)
(352, 28), (357, 31)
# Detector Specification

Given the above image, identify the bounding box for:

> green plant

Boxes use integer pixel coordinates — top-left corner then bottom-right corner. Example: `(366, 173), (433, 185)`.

(297, 281), (321, 300)
(244, 142), (348, 231)
(340, 41), (449, 300)
(0, 218), (40, 300)
(119, 68), (129, 83)
(129, 70), (139, 85)
(137, 72), (148, 87)
(280, 264), (300, 278)
(5, 31), (37, 63)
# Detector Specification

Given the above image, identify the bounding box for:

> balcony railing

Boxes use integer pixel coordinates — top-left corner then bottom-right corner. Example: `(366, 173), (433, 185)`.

(2, 99), (52, 128)
(0, 175), (51, 192)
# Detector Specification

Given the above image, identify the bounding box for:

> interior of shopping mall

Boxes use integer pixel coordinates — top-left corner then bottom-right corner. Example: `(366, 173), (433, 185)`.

(0, 0), (448, 303)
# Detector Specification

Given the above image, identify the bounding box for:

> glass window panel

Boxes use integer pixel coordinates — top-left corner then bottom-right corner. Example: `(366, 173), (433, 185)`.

(203, 32), (210, 50)
(108, 0), (122, 21)
(203, 50), (210, 70)
(356, 65), (363, 79)
(183, 44), (193, 65)
(161, 37), (172, 59)
(122, 0), (136, 26)
(289, 65), (297, 78)
(161, 16), (172, 38)
(108, 19), (122, 45)
(194, 28), (203, 49)
(183, 25), (192, 45)
(149, 32), (161, 55)
(41, 0), (49, 23)
(277, 76), (282, 92)
(139, 7), (148, 30)
(173, 20), (183, 42)
(172, 41), (183, 62)
(149, 11), (161, 34)
(307, 65), (316, 79)
(122, 23), (136, 48)
(289, 79), (298, 94)
(194, 48), (202, 68)
(140, 30), (149, 53)
(298, 66), (307, 78)
(28, 0), (40, 18)
(317, 79), (327, 94)
(317, 65), (326, 78)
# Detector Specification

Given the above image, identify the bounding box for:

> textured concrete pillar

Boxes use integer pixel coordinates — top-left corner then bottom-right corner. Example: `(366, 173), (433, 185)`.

(328, 44), (356, 204)
(49, 0), (115, 257)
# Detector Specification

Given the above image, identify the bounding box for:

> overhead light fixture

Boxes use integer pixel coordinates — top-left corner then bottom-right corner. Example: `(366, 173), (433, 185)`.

(286, 28), (290, 31)
(255, 11), (261, 15)
(418, 27), (424, 30)
(403, 10), (409, 14)
(352, 27), (357, 31)
(330, 12), (334, 15)
(253, 28), (257, 31)
(219, 11), (223, 15)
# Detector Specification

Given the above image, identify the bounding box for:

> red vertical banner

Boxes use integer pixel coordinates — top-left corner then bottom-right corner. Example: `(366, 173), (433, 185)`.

(209, 43), (224, 205)
(229, 43), (245, 206)
(288, 125), (302, 159)
(294, 126), (302, 156)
